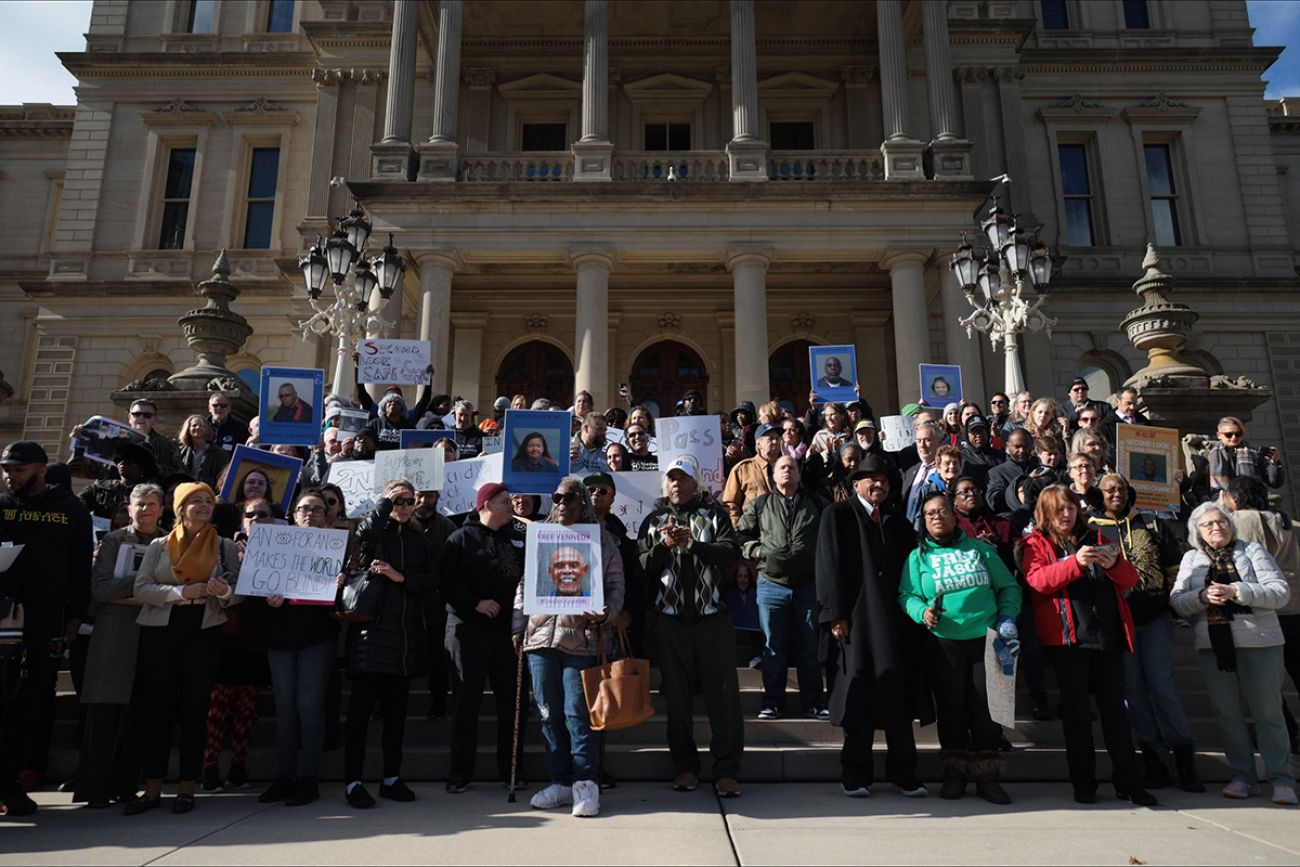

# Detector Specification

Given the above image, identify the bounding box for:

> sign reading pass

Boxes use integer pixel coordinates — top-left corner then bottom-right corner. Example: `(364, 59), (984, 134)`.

(235, 523), (350, 603)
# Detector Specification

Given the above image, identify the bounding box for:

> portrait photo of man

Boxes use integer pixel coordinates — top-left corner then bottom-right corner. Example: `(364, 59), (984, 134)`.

(546, 545), (590, 597)
(272, 381), (313, 423)
(817, 355), (852, 389)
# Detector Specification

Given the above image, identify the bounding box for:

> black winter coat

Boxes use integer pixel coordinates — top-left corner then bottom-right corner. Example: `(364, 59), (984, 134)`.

(814, 498), (934, 731)
(346, 515), (435, 677)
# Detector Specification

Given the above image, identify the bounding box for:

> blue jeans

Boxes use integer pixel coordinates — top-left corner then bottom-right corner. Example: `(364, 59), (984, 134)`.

(527, 649), (599, 786)
(1199, 646), (1295, 787)
(267, 640), (335, 780)
(756, 578), (824, 709)
(1125, 615), (1194, 760)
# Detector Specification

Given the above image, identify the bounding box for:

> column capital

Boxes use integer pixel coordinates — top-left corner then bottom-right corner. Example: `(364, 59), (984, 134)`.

(450, 312), (489, 330)
(312, 67), (344, 87)
(840, 65), (875, 85)
(569, 247), (615, 270)
(849, 309), (891, 328)
(413, 248), (462, 272)
(879, 250), (930, 271)
(464, 67), (496, 89)
(725, 246), (773, 271)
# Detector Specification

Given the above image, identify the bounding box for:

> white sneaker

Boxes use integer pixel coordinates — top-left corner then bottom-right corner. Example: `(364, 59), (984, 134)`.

(1272, 784), (1298, 806)
(1222, 779), (1253, 800)
(571, 780), (600, 817)
(529, 783), (573, 810)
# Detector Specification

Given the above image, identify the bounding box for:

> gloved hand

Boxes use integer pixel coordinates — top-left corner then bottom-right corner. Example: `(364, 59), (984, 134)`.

(996, 616), (1018, 641)
(992, 634), (1020, 677)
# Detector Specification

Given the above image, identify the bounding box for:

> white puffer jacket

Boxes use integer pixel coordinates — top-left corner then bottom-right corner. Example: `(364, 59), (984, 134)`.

(1169, 539), (1290, 650)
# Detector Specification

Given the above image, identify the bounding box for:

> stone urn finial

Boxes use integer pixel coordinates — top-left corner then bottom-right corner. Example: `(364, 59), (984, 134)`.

(1120, 243), (1205, 381)
(168, 248), (254, 393)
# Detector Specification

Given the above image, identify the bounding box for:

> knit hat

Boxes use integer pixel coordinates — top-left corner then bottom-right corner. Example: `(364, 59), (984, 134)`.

(944, 402), (961, 416)
(475, 482), (509, 511)
(379, 391), (407, 410)
(173, 481), (216, 518)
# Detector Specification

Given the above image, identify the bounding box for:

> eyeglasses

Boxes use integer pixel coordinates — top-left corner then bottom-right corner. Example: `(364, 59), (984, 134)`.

(551, 491), (580, 505)
(244, 509), (271, 519)
(626, 431), (647, 439)
(391, 497), (416, 507)
(990, 399), (1008, 406)
(1219, 430), (1243, 439)
(130, 411), (155, 419)
(923, 507), (954, 518)
(953, 488), (978, 498)
(587, 486), (612, 497)
(295, 505), (326, 515)
(210, 402), (229, 409)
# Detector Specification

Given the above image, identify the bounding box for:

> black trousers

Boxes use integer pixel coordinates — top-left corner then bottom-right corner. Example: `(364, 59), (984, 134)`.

(840, 717), (918, 788)
(0, 648), (59, 789)
(1277, 615), (1300, 741)
(425, 606), (451, 714)
(76, 703), (137, 802)
(344, 671), (411, 781)
(655, 612), (744, 780)
(134, 607), (222, 781)
(931, 636), (1002, 753)
(446, 624), (525, 783)
(1045, 645), (1140, 792)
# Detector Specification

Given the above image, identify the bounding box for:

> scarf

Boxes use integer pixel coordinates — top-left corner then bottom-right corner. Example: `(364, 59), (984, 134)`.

(1208, 443), (1260, 492)
(167, 482), (219, 584)
(1204, 545), (1251, 672)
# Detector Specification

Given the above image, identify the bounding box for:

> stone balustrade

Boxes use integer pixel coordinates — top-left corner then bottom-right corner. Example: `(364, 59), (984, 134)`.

(767, 150), (885, 181)
(459, 153), (574, 182)
(610, 151), (730, 182)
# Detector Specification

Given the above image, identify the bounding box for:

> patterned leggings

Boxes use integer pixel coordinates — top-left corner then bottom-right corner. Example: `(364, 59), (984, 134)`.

(204, 684), (258, 769)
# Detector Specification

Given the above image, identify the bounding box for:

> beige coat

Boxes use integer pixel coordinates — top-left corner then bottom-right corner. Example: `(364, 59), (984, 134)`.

(133, 534), (241, 629)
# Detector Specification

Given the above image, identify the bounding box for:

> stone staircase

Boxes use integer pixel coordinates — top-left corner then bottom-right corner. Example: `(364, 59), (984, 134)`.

(42, 625), (1273, 785)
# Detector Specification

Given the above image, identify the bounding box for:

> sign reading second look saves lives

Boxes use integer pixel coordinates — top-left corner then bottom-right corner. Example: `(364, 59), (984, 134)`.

(357, 339), (432, 385)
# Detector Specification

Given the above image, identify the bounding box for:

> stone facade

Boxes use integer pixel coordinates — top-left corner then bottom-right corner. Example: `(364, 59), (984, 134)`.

(0, 0), (1298, 508)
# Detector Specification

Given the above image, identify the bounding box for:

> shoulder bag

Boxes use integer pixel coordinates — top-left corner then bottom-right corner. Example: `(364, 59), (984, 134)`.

(581, 622), (654, 732)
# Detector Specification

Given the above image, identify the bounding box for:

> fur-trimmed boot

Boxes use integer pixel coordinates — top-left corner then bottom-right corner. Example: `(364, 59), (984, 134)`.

(938, 750), (967, 800)
(969, 752), (1011, 805)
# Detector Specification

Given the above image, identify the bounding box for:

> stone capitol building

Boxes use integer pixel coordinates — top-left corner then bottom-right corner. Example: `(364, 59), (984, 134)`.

(1, 0), (1299, 509)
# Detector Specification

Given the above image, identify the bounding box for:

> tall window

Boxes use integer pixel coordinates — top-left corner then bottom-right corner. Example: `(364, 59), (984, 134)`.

(520, 123), (567, 151)
(769, 121), (815, 150)
(267, 0), (295, 32)
(1144, 143), (1182, 246)
(644, 122), (690, 151)
(1057, 143), (1095, 246)
(158, 148), (196, 250)
(1040, 0), (1069, 29)
(242, 147), (280, 249)
(1123, 0), (1151, 29)
(188, 0), (217, 33)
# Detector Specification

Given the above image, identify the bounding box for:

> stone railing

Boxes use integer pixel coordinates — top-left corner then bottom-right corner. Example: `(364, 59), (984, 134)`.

(610, 152), (729, 182)
(459, 153), (574, 182)
(767, 150), (885, 181)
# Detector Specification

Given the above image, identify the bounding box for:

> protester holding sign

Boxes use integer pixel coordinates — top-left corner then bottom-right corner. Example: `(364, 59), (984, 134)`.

(357, 339), (433, 386)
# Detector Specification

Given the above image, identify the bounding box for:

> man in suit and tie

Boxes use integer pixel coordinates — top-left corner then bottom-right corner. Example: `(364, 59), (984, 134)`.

(899, 422), (941, 524)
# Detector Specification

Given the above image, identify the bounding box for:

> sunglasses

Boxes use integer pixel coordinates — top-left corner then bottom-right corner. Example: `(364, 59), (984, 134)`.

(391, 497), (416, 507)
(295, 505), (326, 515)
(210, 403), (229, 409)
(244, 509), (271, 519)
(551, 491), (580, 505)
(587, 486), (612, 497)
(1220, 430), (1243, 439)
(626, 431), (647, 438)
(130, 411), (156, 418)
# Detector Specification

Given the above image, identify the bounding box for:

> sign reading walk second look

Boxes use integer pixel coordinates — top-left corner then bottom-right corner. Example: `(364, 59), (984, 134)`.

(235, 523), (350, 603)
(1116, 422), (1181, 515)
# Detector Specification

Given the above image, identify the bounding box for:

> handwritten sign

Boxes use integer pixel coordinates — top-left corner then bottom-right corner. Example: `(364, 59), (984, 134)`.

(655, 416), (724, 494)
(327, 460), (377, 519)
(357, 339), (431, 385)
(438, 452), (503, 516)
(1116, 423), (1180, 514)
(607, 471), (664, 539)
(235, 523), (350, 603)
(481, 436), (503, 455)
(374, 447), (444, 493)
(880, 415), (914, 453)
(985, 627), (1017, 730)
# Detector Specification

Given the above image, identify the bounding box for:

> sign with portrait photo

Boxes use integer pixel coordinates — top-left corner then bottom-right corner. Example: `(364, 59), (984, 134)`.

(809, 344), (858, 404)
(260, 367), (325, 446)
(522, 522), (604, 616)
(357, 338), (432, 386)
(919, 363), (963, 406)
(234, 523), (350, 603)
(502, 409), (571, 495)
(1116, 423), (1180, 514)
(68, 415), (147, 467)
(219, 445), (303, 516)
(326, 406), (370, 442)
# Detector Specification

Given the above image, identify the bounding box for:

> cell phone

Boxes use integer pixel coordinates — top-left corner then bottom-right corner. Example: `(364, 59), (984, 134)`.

(1096, 544), (1119, 557)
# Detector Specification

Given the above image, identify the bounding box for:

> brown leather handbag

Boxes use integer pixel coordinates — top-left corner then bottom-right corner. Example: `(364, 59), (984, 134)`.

(581, 623), (654, 732)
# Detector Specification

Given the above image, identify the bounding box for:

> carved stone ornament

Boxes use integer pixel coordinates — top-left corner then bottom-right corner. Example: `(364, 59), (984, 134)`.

(153, 99), (199, 113)
(790, 312), (815, 330)
(237, 97), (286, 113)
(1138, 93), (1191, 111)
(122, 374), (178, 393)
(464, 67), (497, 88)
(525, 314), (549, 332)
(312, 68), (343, 86)
(657, 312), (681, 330)
(1050, 94), (1105, 112)
(207, 375), (242, 393)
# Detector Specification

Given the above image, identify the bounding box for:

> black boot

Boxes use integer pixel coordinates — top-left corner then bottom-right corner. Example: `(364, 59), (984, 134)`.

(1173, 745), (1205, 794)
(938, 751), (966, 800)
(1141, 747), (1173, 790)
(969, 752), (1010, 805)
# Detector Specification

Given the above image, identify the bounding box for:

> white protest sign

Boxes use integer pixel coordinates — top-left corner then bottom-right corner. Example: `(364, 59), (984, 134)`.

(113, 544), (150, 579)
(235, 523), (350, 602)
(357, 338), (432, 385)
(523, 522), (604, 616)
(438, 451), (503, 516)
(984, 627), (1017, 730)
(481, 436), (503, 455)
(655, 415), (724, 493)
(328, 460), (377, 518)
(607, 471), (664, 539)
(374, 447), (444, 493)
(880, 415), (914, 453)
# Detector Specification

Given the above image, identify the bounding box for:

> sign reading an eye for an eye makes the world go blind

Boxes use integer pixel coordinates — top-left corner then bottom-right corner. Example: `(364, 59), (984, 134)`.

(357, 339), (432, 385)
(234, 523), (350, 603)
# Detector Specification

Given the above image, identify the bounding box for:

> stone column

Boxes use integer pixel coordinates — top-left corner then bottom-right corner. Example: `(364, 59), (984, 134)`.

(573, 0), (613, 181)
(349, 69), (383, 181)
(417, 0), (463, 181)
(728, 248), (772, 406)
(571, 251), (612, 409)
(416, 251), (458, 394)
(876, 0), (923, 179)
(307, 68), (340, 217)
(371, 0), (417, 180)
(364, 281), (405, 402)
(922, 1), (973, 179)
(464, 67), (496, 153)
(882, 251), (930, 403)
(939, 266), (986, 402)
(850, 310), (891, 417)
(726, 0), (767, 181)
(449, 313), (488, 410)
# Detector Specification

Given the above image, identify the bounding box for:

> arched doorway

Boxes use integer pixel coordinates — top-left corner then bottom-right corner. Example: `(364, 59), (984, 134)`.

(495, 340), (574, 407)
(769, 338), (819, 414)
(629, 340), (708, 416)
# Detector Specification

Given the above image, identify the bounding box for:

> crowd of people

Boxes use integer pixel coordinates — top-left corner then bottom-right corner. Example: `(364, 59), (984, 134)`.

(1, 371), (1297, 821)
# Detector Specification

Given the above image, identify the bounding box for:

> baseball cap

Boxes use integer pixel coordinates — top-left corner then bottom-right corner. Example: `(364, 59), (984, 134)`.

(664, 455), (699, 480)
(1, 441), (48, 466)
(853, 419), (877, 433)
(583, 472), (616, 492)
(474, 482), (510, 511)
(1070, 377), (1089, 389)
(966, 414), (990, 431)
(754, 423), (780, 440)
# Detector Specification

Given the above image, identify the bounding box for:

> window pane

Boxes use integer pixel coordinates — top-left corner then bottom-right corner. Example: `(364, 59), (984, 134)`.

(667, 123), (691, 151)
(189, 0), (216, 33)
(1144, 144), (1174, 196)
(247, 148), (280, 198)
(770, 121), (816, 150)
(521, 123), (567, 151)
(267, 0), (295, 32)
(163, 149), (196, 199)
(1123, 0), (1150, 29)
(243, 201), (275, 249)
(1058, 144), (1090, 195)
(159, 202), (189, 249)
(644, 123), (667, 151)
(1064, 200), (1095, 246)
(1152, 200), (1181, 247)
(1040, 0), (1069, 29)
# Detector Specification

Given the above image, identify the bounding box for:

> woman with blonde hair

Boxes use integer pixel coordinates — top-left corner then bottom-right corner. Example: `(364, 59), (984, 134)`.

(177, 414), (230, 488)
(1025, 397), (1065, 443)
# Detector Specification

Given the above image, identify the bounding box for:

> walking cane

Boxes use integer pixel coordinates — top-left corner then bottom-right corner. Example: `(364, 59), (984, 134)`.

(507, 640), (525, 803)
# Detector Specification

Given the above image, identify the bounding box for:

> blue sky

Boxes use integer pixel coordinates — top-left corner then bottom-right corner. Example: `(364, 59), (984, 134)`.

(1, 0), (1299, 103)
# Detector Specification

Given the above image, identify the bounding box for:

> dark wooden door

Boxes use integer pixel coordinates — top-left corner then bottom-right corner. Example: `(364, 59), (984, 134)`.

(495, 340), (574, 407)
(769, 338), (818, 415)
(629, 340), (709, 416)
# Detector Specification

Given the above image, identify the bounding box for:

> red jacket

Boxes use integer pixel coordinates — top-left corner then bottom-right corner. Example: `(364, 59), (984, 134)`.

(1020, 528), (1139, 651)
